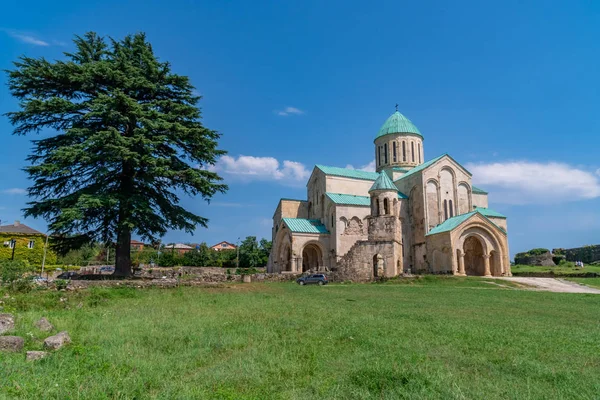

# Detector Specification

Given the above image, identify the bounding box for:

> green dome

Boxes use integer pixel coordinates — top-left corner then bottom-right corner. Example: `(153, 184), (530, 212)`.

(376, 111), (422, 140)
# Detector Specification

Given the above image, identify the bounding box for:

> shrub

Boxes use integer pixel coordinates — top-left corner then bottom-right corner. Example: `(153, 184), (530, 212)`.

(0, 260), (33, 285)
(55, 279), (69, 291)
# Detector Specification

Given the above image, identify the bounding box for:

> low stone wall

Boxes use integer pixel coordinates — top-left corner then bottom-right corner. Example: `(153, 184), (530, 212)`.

(65, 269), (298, 289)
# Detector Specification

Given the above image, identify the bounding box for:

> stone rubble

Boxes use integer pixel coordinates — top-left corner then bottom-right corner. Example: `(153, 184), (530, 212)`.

(44, 331), (71, 350)
(35, 317), (54, 332)
(0, 336), (24, 352)
(0, 313), (15, 334)
(26, 351), (48, 361)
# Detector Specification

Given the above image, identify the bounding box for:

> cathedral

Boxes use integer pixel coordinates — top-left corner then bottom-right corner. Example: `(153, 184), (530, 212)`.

(267, 110), (511, 281)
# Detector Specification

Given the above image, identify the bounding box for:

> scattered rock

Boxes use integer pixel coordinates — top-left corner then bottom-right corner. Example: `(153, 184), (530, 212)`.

(35, 317), (54, 332)
(0, 336), (24, 352)
(44, 331), (71, 350)
(26, 351), (48, 361)
(0, 313), (15, 334)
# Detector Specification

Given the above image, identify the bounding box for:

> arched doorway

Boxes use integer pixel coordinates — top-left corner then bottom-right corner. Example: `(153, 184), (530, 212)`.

(302, 244), (323, 272)
(279, 244), (291, 272)
(463, 236), (485, 276)
(373, 254), (383, 277)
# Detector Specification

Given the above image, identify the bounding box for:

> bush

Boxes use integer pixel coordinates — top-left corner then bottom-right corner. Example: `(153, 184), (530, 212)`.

(55, 279), (69, 291)
(0, 260), (33, 285)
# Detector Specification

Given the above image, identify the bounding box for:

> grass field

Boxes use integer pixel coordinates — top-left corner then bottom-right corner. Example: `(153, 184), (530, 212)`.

(1, 277), (600, 399)
(564, 277), (600, 289)
(511, 263), (600, 276)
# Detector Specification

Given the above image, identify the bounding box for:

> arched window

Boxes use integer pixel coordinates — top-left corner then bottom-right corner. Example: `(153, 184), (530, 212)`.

(449, 200), (454, 218)
(384, 143), (388, 164)
(378, 146), (382, 166)
(418, 143), (421, 163)
(443, 199), (448, 221)
(384, 198), (389, 215)
(331, 214), (334, 228)
(402, 141), (406, 161)
(376, 199), (380, 216)
(411, 142), (415, 162)
(393, 142), (397, 162)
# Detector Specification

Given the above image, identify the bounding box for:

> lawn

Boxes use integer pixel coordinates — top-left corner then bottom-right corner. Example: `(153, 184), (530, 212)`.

(564, 277), (600, 289)
(511, 263), (600, 276)
(1, 277), (600, 399)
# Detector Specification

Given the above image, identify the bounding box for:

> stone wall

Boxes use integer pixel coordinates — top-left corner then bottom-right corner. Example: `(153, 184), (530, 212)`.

(335, 240), (401, 281)
(554, 245), (600, 264)
(514, 250), (554, 266)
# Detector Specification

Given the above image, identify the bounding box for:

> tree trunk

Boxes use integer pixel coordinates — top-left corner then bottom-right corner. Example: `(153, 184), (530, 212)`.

(114, 226), (132, 276)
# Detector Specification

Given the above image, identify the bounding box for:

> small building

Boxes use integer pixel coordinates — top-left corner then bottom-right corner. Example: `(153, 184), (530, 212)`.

(167, 243), (193, 255)
(211, 241), (237, 251)
(130, 240), (145, 251)
(0, 221), (57, 265)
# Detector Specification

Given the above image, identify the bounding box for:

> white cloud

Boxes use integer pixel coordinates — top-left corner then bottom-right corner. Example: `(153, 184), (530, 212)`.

(275, 106), (304, 116)
(466, 161), (600, 204)
(2, 188), (27, 195)
(345, 160), (376, 172)
(7, 31), (49, 46)
(596, 168), (600, 176)
(209, 155), (310, 184)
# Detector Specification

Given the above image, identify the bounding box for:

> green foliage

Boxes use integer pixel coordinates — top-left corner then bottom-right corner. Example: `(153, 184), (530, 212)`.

(54, 279), (69, 291)
(0, 233), (56, 266)
(0, 260), (35, 293)
(5, 32), (227, 275)
(238, 236), (271, 268)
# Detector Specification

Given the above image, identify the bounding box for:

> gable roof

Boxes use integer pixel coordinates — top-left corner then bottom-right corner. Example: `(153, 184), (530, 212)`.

(474, 207), (506, 219)
(0, 222), (44, 235)
(369, 172), (398, 192)
(472, 186), (488, 195)
(282, 218), (329, 234)
(394, 154), (473, 183)
(211, 241), (237, 248)
(394, 154), (446, 182)
(168, 243), (193, 249)
(426, 210), (506, 236)
(315, 165), (379, 181)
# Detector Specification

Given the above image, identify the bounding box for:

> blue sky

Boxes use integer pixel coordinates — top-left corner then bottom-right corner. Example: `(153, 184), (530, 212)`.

(1, 0), (600, 257)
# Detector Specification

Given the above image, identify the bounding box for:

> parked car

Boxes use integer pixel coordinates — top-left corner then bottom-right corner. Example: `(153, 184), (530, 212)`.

(99, 266), (115, 274)
(296, 274), (328, 286)
(56, 271), (80, 280)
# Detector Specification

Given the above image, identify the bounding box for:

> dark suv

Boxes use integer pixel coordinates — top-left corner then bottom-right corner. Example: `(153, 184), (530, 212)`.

(296, 274), (328, 286)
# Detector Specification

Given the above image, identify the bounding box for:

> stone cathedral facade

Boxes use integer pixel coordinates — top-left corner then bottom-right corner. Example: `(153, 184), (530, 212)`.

(267, 110), (511, 281)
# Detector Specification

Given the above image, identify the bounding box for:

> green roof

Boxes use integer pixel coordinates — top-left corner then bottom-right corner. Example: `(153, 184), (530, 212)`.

(474, 207), (506, 219)
(427, 211), (476, 236)
(376, 111), (422, 140)
(315, 165), (379, 181)
(369, 172), (398, 192)
(282, 218), (329, 234)
(426, 210), (507, 236)
(472, 186), (488, 195)
(326, 193), (370, 206)
(326, 192), (408, 206)
(394, 154), (446, 182)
